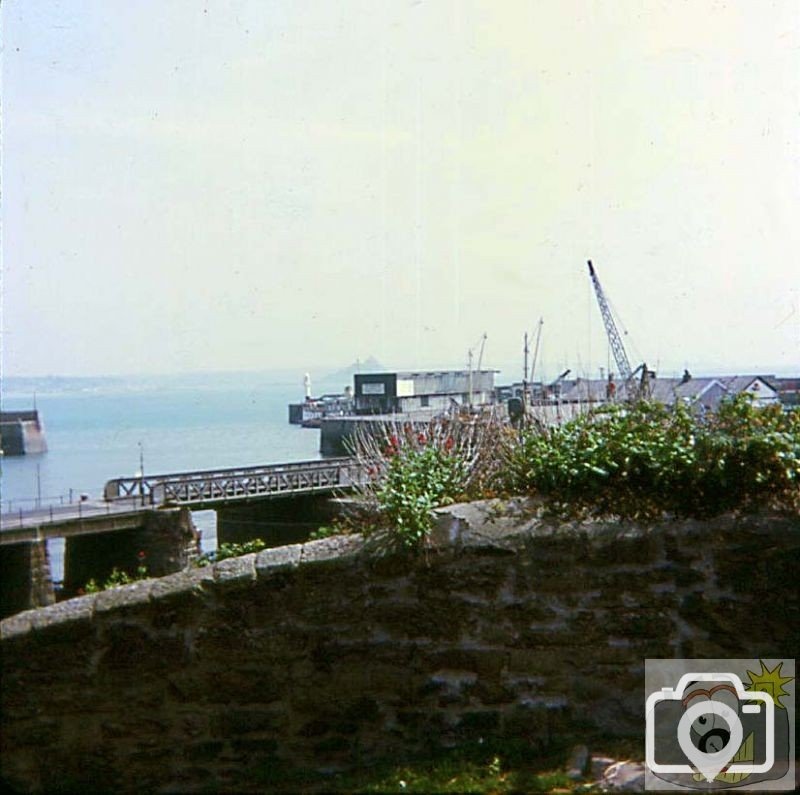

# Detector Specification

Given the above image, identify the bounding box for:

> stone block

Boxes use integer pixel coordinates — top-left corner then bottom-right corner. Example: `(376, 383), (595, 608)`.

(0, 611), (34, 640)
(300, 534), (364, 565)
(255, 543), (302, 577)
(95, 580), (154, 614)
(96, 622), (185, 677)
(213, 553), (257, 587)
(24, 595), (97, 634)
(213, 707), (282, 737)
(148, 569), (205, 602)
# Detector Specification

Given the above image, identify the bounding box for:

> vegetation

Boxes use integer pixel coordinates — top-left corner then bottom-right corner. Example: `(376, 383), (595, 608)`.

(503, 396), (800, 520)
(309, 523), (349, 540)
(347, 397), (798, 549)
(82, 551), (149, 594)
(349, 413), (507, 551)
(195, 538), (266, 566)
(250, 736), (641, 793)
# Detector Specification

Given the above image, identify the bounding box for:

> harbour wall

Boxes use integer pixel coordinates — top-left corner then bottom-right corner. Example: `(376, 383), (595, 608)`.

(1, 502), (797, 793)
(0, 411), (47, 456)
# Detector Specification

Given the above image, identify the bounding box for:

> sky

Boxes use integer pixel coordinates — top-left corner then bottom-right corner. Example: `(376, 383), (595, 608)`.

(2, 0), (799, 382)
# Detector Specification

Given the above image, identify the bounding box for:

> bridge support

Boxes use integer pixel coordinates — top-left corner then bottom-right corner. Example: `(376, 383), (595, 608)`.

(62, 508), (200, 597)
(216, 495), (343, 548)
(0, 540), (55, 619)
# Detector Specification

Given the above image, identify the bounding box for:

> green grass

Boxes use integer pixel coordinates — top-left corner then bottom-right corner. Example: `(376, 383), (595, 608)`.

(251, 737), (642, 793)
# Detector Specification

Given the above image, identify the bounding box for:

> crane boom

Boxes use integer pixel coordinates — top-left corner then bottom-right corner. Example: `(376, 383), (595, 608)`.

(587, 260), (632, 381)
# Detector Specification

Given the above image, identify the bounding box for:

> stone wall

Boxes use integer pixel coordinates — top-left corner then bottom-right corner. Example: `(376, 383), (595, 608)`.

(1, 502), (798, 793)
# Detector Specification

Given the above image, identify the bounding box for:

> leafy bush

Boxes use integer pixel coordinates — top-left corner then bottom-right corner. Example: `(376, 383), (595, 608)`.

(82, 552), (149, 594)
(503, 396), (799, 520)
(195, 538), (267, 567)
(376, 438), (469, 548)
(350, 414), (507, 550)
(308, 523), (347, 540)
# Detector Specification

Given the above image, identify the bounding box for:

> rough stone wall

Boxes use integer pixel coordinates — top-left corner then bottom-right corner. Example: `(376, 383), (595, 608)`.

(1, 502), (798, 793)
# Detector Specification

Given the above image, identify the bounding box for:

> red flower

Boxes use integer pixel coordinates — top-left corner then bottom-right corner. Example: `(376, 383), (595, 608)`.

(444, 437), (455, 452)
(417, 433), (427, 445)
(137, 550), (147, 560)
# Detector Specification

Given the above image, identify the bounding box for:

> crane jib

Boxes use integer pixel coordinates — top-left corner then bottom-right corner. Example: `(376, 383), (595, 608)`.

(586, 259), (633, 382)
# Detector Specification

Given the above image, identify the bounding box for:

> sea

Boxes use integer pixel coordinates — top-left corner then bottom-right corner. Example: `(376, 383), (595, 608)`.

(1, 371), (323, 580)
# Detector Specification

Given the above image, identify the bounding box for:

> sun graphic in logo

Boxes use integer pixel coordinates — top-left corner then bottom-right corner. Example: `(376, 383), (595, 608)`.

(744, 660), (794, 709)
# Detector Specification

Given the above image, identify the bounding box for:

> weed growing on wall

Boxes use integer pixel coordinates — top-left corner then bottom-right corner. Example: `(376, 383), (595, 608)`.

(195, 538), (266, 566)
(82, 551), (149, 594)
(503, 396), (799, 520)
(350, 413), (508, 550)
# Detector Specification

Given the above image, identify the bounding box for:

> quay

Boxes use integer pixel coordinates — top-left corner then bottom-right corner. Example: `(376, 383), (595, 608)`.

(0, 457), (365, 619)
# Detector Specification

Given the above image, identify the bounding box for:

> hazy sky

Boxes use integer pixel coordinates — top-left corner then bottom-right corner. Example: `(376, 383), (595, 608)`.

(2, 1), (799, 380)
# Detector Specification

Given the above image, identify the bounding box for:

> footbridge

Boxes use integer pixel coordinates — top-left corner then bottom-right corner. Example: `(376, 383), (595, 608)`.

(102, 457), (363, 510)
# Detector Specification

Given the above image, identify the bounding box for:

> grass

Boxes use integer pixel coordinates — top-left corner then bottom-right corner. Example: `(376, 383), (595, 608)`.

(251, 737), (642, 793)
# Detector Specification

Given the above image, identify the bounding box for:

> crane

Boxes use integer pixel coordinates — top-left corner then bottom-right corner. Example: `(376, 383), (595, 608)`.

(529, 318), (543, 384)
(476, 332), (488, 372)
(586, 260), (632, 382)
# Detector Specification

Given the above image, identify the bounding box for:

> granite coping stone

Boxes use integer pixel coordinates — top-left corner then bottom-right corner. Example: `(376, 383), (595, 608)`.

(255, 543), (302, 576)
(213, 553), (257, 587)
(299, 534), (364, 565)
(94, 579), (155, 613)
(0, 610), (35, 640)
(148, 568), (212, 601)
(36, 594), (96, 626)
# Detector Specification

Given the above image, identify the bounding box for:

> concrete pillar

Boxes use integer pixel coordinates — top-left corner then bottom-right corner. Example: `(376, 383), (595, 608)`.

(0, 540), (55, 619)
(216, 495), (341, 548)
(63, 509), (200, 596)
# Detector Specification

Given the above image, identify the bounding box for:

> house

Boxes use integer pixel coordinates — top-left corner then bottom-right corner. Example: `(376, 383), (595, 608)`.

(718, 375), (779, 407)
(538, 373), (779, 413)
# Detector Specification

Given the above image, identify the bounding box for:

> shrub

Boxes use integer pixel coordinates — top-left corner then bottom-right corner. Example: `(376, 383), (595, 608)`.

(195, 538), (267, 567)
(503, 396), (799, 520)
(376, 439), (469, 548)
(81, 551), (149, 594)
(350, 413), (507, 550)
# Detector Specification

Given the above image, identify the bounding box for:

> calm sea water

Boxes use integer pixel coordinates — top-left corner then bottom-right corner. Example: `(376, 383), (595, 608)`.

(1, 371), (321, 576)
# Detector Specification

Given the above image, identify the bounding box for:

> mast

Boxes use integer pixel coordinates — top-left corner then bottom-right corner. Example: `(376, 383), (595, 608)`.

(523, 332), (529, 408)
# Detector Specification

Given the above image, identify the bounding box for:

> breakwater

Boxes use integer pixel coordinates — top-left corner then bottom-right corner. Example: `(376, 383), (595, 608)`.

(1, 502), (797, 792)
(0, 410), (47, 456)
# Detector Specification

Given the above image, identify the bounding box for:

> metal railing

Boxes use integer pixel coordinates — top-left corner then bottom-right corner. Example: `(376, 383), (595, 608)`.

(103, 457), (364, 507)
